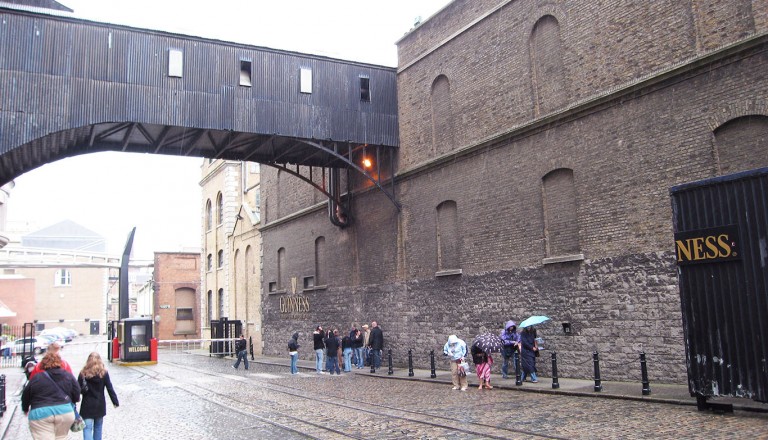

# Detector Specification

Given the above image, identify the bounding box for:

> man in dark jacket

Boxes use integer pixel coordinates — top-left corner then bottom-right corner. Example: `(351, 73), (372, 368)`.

(324, 329), (341, 375)
(369, 321), (384, 370)
(313, 326), (325, 374)
(232, 334), (249, 370)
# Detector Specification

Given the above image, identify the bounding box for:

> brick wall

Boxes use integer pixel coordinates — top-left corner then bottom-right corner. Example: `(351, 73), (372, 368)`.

(153, 252), (200, 340)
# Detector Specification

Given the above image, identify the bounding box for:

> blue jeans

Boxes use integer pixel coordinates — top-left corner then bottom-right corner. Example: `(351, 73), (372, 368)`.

(371, 349), (382, 369)
(233, 350), (249, 370)
(84, 417), (104, 440)
(343, 348), (352, 372)
(326, 355), (340, 374)
(354, 347), (364, 368)
(290, 352), (298, 374)
(315, 348), (324, 373)
(502, 351), (519, 378)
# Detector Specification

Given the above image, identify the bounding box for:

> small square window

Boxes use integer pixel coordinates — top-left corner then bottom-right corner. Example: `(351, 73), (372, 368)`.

(268, 282), (277, 292)
(300, 67), (312, 94)
(360, 76), (370, 102)
(176, 308), (194, 321)
(239, 59), (252, 87)
(168, 49), (183, 78)
(303, 276), (315, 290)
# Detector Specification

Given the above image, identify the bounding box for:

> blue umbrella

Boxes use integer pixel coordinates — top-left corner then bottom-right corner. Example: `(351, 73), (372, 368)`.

(519, 315), (550, 329)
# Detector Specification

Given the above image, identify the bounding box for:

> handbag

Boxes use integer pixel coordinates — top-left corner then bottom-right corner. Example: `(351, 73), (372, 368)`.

(42, 372), (85, 432)
(458, 361), (469, 377)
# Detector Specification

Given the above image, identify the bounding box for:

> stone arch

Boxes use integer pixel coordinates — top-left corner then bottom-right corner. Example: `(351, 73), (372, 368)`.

(713, 115), (768, 176)
(529, 14), (568, 118)
(431, 75), (454, 156)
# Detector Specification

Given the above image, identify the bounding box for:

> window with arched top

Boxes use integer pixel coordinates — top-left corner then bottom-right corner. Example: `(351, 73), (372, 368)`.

(217, 249), (224, 268)
(436, 200), (461, 274)
(216, 192), (224, 225)
(530, 15), (567, 117)
(217, 288), (225, 319)
(431, 75), (454, 156)
(714, 115), (768, 176)
(205, 199), (212, 231)
(207, 290), (213, 324)
(542, 168), (581, 259)
(206, 254), (213, 272)
(277, 247), (286, 290)
(174, 287), (195, 334)
(315, 237), (326, 286)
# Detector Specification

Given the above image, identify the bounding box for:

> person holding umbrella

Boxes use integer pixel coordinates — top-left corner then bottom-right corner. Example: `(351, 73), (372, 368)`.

(520, 326), (539, 382)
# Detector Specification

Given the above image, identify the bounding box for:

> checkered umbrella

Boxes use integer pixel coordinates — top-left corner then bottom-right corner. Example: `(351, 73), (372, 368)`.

(472, 332), (504, 354)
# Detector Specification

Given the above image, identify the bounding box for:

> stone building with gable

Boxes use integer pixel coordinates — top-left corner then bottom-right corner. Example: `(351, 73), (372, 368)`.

(258, 0), (768, 383)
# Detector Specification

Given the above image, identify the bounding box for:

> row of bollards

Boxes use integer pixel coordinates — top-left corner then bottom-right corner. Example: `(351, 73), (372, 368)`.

(378, 349), (652, 396)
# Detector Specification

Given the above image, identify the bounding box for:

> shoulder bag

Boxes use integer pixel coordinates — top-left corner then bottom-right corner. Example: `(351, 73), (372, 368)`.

(42, 372), (85, 432)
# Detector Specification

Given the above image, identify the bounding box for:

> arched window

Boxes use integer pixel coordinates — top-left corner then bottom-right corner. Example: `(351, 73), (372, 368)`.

(431, 75), (454, 156)
(217, 288), (225, 319)
(315, 237), (326, 286)
(207, 290), (213, 323)
(206, 254), (213, 271)
(217, 249), (224, 268)
(530, 15), (567, 117)
(205, 199), (212, 230)
(542, 168), (580, 258)
(436, 200), (460, 273)
(714, 115), (768, 175)
(216, 192), (224, 225)
(277, 247), (286, 290)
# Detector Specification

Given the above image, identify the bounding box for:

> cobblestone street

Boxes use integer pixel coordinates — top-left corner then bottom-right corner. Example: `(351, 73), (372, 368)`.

(2, 341), (767, 439)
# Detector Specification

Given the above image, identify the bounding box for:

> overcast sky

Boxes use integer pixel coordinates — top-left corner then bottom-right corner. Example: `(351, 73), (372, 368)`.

(5, 0), (451, 259)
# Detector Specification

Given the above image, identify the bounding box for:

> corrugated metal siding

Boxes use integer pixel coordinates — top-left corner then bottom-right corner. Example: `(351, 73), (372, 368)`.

(0, 8), (399, 179)
(670, 167), (768, 403)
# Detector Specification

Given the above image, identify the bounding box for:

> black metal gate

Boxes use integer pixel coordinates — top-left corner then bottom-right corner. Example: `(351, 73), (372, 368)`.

(670, 167), (768, 405)
(210, 318), (242, 358)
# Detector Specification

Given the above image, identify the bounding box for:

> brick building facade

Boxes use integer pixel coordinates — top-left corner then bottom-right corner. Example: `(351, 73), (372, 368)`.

(259, 1), (768, 382)
(152, 252), (201, 340)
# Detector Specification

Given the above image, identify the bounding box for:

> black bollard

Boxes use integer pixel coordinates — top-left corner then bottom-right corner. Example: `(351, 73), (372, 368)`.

(515, 351), (523, 386)
(388, 349), (394, 375)
(593, 351), (602, 392)
(430, 350), (437, 378)
(0, 374), (5, 416)
(408, 349), (414, 377)
(551, 352), (560, 389)
(640, 352), (651, 395)
(249, 336), (254, 361)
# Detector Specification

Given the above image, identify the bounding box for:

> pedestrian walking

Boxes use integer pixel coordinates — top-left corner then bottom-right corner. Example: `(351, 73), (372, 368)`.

(520, 327), (539, 382)
(500, 320), (521, 379)
(324, 329), (341, 375)
(232, 334), (249, 370)
(21, 352), (81, 440)
(368, 321), (384, 370)
(313, 326), (325, 374)
(288, 332), (300, 374)
(29, 341), (73, 379)
(443, 335), (468, 391)
(78, 352), (119, 440)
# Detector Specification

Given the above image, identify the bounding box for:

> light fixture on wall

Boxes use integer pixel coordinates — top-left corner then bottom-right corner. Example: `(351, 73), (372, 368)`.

(562, 322), (572, 334)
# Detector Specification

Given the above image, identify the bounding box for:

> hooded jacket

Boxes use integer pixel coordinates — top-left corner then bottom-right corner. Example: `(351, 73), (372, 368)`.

(443, 335), (467, 361)
(288, 333), (300, 352)
(500, 320), (521, 347)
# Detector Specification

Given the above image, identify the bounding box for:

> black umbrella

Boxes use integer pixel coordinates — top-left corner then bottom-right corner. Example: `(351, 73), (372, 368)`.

(472, 332), (504, 353)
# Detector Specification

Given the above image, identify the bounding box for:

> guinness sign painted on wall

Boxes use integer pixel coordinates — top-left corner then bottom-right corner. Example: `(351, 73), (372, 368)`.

(674, 225), (740, 265)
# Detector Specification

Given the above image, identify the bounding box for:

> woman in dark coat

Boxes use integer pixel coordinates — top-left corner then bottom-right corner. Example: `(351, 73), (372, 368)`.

(78, 352), (119, 440)
(21, 352), (80, 440)
(520, 327), (539, 382)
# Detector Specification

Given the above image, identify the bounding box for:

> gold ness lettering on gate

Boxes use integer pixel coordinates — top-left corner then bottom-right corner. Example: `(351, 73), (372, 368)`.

(674, 225), (740, 265)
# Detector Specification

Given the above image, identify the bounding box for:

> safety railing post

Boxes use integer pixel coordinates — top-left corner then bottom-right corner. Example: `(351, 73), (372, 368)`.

(515, 352), (522, 386)
(640, 352), (651, 395)
(593, 351), (603, 392)
(430, 350), (437, 378)
(408, 349), (414, 377)
(388, 349), (393, 375)
(551, 352), (560, 389)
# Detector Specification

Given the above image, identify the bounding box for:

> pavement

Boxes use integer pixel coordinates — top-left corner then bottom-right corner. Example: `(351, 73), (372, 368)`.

(256, 354), (768, 413)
